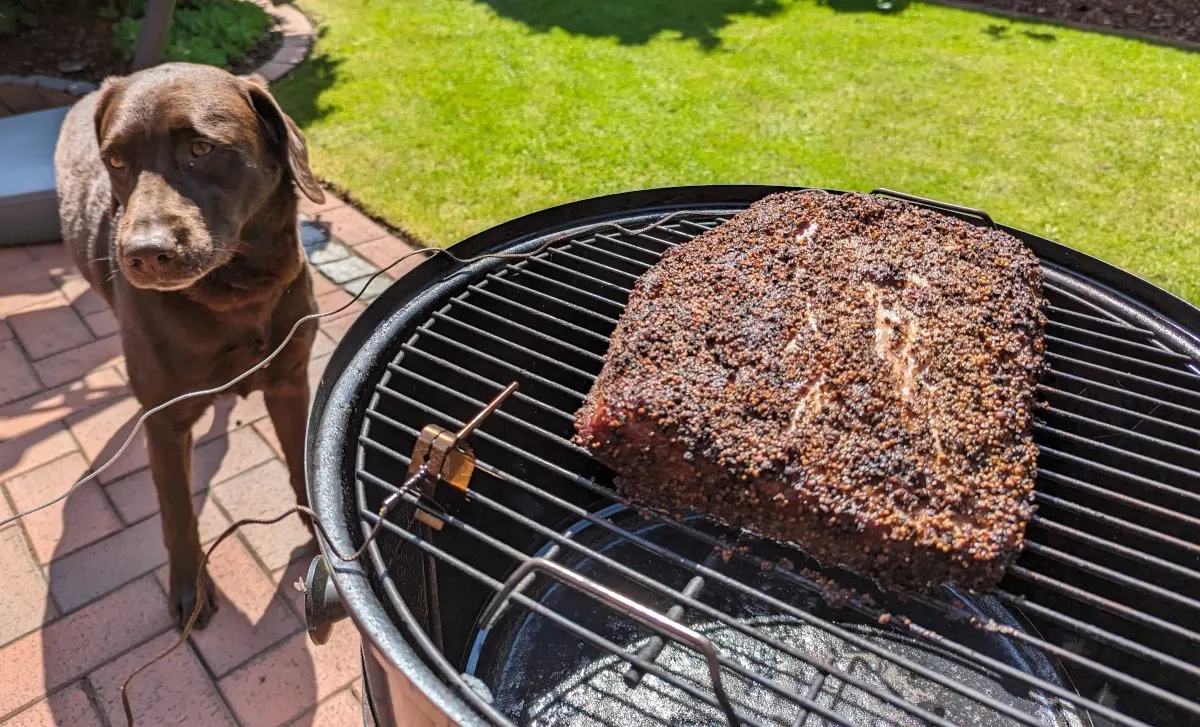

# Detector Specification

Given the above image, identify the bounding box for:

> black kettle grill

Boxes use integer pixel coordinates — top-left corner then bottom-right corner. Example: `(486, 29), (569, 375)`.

(302, 187), (1200, 727)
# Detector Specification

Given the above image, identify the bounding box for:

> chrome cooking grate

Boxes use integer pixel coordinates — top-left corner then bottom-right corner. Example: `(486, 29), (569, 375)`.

(353, 210), (1200, 727)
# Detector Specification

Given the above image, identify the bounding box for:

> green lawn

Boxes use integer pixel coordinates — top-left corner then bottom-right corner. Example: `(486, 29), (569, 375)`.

(275, 0), (1200, 305)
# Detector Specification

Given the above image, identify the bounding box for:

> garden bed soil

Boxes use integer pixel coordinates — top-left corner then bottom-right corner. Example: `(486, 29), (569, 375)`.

(0, 0), (283, 84)
(951, 0), (1200, 46)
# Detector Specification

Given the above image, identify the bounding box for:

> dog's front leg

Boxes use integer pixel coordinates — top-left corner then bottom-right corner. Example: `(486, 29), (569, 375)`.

(146, 416), (218, 629)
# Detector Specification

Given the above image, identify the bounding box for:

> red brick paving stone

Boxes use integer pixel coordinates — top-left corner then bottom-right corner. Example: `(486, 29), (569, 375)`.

(8, 296), (94, 361)
(1, 682), (104, 727)
(152, 537), (301, 677)
(219, 622), (361, 727)
(312, 206), (389, 247)
(0, 265), (60, 318)
(253, 418), (285, 460)
(309, 267), (339, 296)
(286, 689), (361, 727)
(0, 367), (127, 442)
(22, 244), (71, 272)
(0, 529), (55, 648)
(298, 191), (345, 218)
(318, 315), (356, 344)
(0, 341), (42, 407)
(64, 395), (145, 485)
(82, 309), (119, 339)
(56, 274), (108, 317)
(105, 426), (276, 524)
(0, 321), (13, 343)
(0, 246), (32, 268)
(353, 235), (428, 282)
(0, 424), (78, 486)
(31, 335), (123, 389)
(46, 495), (230, 613)
(316, 288), (364, 322)
(88, 630), (238, 727)
(0, 576), (171, 717)
(310, 328), (336, 359)
(3, 453), (123, 564)
(210, 460), (313, 571)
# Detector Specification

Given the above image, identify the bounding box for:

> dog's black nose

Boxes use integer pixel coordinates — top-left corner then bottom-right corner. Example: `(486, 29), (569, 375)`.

(123, 231), (178, 274)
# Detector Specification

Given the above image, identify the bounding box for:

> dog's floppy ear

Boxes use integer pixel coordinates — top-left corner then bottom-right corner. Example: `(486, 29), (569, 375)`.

(244, 79), (325, 204)
(92, 78), (122, 217)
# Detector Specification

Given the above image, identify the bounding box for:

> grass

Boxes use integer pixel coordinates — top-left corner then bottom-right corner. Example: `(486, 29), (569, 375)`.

(274, 0), (1200, 305)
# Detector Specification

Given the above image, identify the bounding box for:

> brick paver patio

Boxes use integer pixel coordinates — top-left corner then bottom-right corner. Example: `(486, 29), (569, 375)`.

(0, 190), (422, 726)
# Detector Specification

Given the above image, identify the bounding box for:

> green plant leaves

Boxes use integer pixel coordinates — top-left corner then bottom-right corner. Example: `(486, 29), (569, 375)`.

(111, 0), (271, 67)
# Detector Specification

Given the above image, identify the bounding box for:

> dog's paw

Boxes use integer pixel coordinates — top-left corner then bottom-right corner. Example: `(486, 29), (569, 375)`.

(170, 571), (219, 631)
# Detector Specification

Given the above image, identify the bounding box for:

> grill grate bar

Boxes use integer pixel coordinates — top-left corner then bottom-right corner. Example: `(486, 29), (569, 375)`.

(389, 354), (574, 424)
(355, 445), (1079, 727)
(1021, 541), (1200, 613)
(447, 298), (607, 362)
(1043, 371), (1200, 426)
(566, 240), (655, 271)
(1039, 409), (1200, 466)
(1043, 282), (1129, 324)
(464, 285), (613, 345)
(1045, 341), (1200, 392)
(521, 257), (631, 298)
(1034, 424), (1200, 484)
(485, 274), (620, 324)
(1004, 569), (1200, 648)
(373, 382), (574, 456)
(546, 248), (644, 282)
(430, 312), (595, 384)
(1033, 491), (1200, 556)
(1046, 322), (1194, 364)
(588, 233), (683, 262)
(411, 326), (589, 400)
(1037, 385), (1200, 447)
(502, 266), (628, 311)
(1029, 517), (1200, 583)
(993, 588), (1200, 677)
(1044, 306), (1155, 338)
(593, 232), (676, 258)
(1038, 446), (1200, 509)
(1037, 469), (1200, 531)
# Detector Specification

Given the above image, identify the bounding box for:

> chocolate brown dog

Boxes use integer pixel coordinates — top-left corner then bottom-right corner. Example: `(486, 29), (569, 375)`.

(55, 63), (324, 628)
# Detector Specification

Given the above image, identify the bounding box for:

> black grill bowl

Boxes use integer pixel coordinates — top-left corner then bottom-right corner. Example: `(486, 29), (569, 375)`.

(306, 187), (1200, 727)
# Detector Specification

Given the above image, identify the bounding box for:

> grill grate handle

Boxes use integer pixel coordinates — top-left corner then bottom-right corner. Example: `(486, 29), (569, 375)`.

(871, 188), (995, 228)
(481, 557), (744, 727)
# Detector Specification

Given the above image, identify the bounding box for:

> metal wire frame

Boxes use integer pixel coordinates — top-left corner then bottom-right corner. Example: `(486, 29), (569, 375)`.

(355, 211), (1200, 727)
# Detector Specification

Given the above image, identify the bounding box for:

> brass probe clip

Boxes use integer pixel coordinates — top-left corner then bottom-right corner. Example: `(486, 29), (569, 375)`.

(406, 382), (519, 530)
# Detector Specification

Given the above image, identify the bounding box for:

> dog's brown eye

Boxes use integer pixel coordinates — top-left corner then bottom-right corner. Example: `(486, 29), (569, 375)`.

(190, 140), (214, 157)
(107, 156), (125, 169)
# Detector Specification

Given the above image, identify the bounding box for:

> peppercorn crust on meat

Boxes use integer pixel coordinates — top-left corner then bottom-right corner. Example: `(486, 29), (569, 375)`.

(574, 191), (1045, 592)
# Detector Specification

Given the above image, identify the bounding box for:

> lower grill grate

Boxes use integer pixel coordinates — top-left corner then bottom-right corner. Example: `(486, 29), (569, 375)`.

(354, 210), (1200, 727)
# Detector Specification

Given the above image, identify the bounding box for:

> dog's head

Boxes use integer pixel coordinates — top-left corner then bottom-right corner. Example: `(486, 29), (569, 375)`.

(94, 63), (324, 291)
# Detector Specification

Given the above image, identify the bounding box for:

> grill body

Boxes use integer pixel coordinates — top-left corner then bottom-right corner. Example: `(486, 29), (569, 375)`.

(307, 187), (1200, 727)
